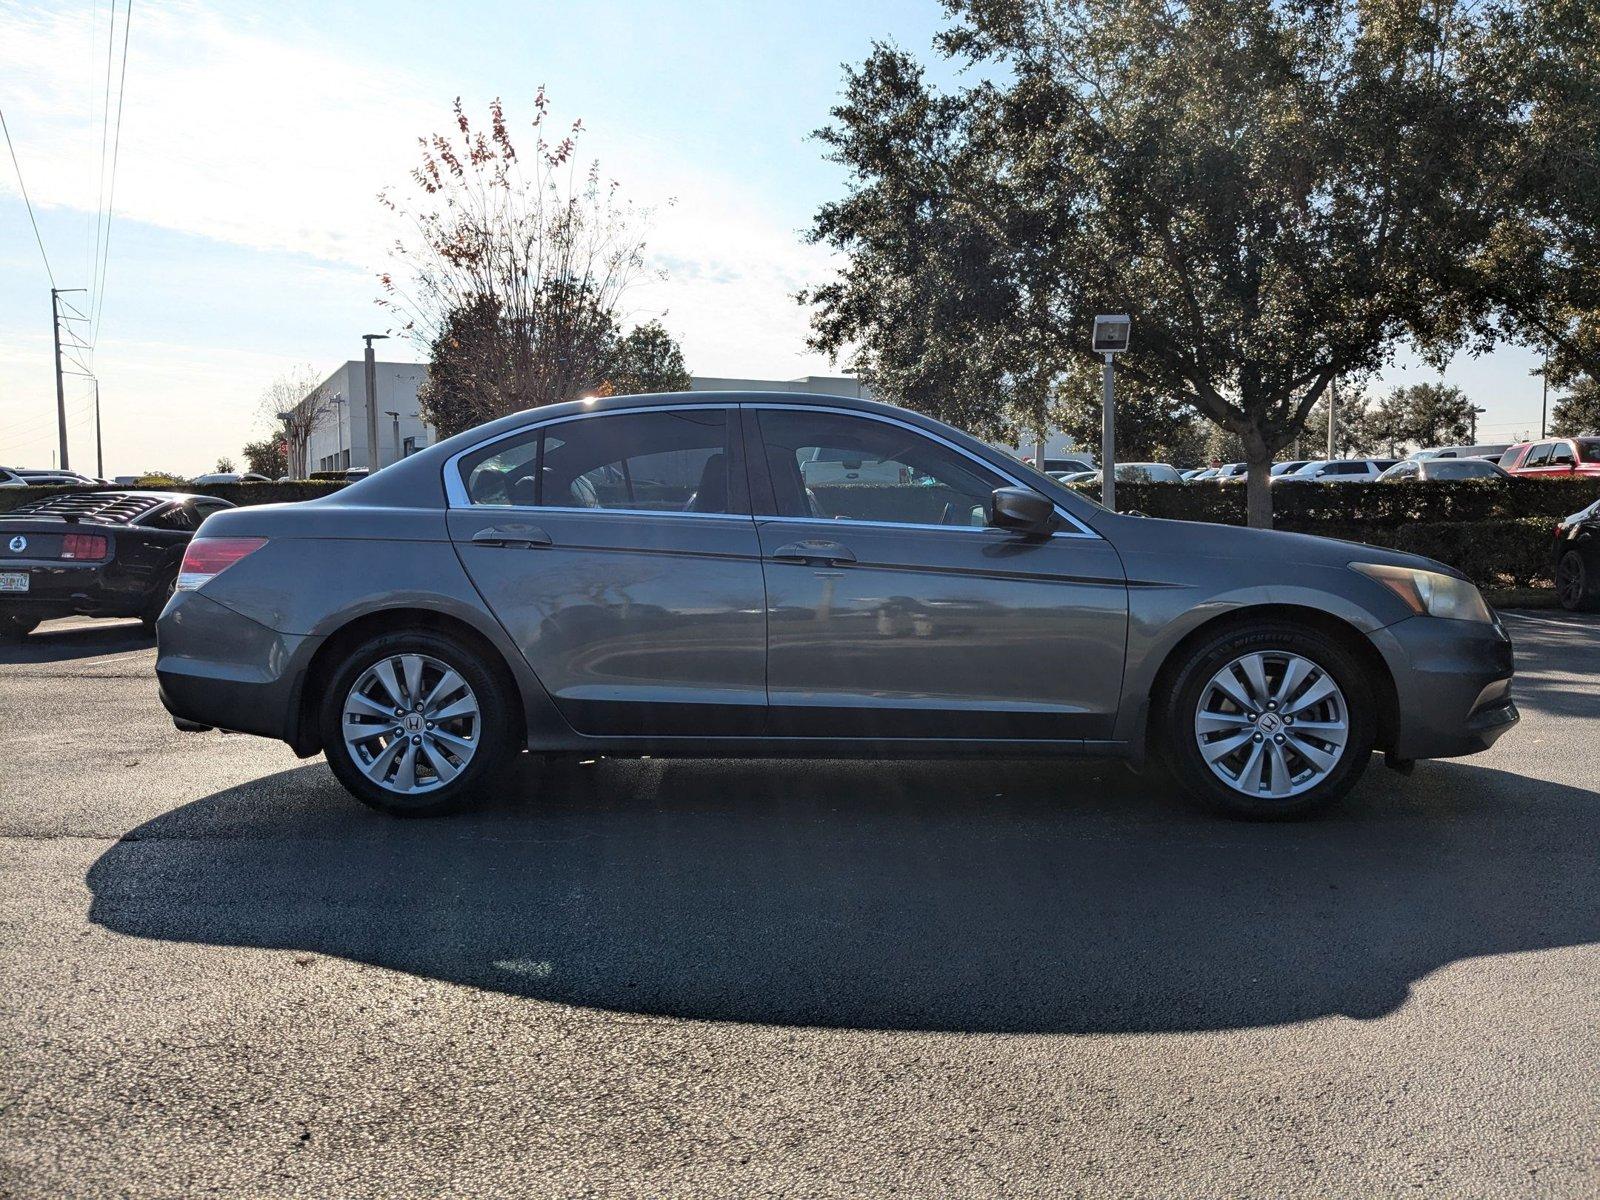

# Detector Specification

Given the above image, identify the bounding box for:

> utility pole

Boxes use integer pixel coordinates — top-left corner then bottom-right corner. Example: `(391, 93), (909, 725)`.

(1326, 377), (1337, 462)
(50, 288), (86, 470)
(93, 378), (103, 479)
(362, 334), (389, 470)
(1540, 353), (1549, 439)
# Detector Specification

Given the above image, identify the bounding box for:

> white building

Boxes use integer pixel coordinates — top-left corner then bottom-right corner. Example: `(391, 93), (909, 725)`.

(296, 367), (873, 473)
(299, 361), (435, 475)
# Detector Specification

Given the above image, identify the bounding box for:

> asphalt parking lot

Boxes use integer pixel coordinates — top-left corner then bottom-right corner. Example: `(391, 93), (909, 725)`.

(2, 613), (1597, 1198)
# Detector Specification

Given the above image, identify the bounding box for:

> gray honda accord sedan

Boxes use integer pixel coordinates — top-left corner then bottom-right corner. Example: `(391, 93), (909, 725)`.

(156, 391), (1517, 818)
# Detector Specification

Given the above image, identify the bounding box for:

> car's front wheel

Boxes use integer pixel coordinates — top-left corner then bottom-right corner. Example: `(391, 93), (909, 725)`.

(1556, 547), (1600, 612)
(1160, 622), (1376, 819)
(318, 630), (518, 816)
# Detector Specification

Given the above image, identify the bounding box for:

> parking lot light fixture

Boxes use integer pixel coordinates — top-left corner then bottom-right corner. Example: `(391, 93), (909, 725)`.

(1092, 315), (1132, 511)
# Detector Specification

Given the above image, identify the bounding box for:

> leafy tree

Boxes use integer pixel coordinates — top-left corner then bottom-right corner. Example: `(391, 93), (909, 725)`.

(1050, 372), (1210, 465)
(241, 438), (287, 478)
(1304, 391), (1378, 459)
(1471, 2), (1600, 389)
(1365, 383), (1481, 455)
(214, 457), (236, 475)
(381, 93), (663, 434)
(1550, 376), (1600, 437)
(804, 1), (1570, 525)
(601, 320), (691, 396)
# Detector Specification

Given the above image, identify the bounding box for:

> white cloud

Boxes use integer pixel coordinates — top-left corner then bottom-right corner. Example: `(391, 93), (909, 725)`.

(0, 0), (843, 403)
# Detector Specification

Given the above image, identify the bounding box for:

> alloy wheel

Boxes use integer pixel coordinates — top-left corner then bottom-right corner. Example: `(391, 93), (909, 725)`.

(341, 652), (481, 795)
(1193, 650), (1350, 800)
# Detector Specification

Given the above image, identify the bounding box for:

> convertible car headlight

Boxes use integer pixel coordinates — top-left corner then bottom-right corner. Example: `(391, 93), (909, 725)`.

(1350, 562), (1493, 623)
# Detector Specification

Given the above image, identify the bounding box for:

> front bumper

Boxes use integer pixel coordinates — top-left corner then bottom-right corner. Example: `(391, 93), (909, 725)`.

(155, 590), (323, 746)
(1371, 612), (1518, 760)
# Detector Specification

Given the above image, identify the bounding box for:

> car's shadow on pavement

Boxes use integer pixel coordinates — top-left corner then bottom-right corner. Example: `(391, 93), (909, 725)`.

(86, 754), (1598, 1034)
(1, 619), (152, 664)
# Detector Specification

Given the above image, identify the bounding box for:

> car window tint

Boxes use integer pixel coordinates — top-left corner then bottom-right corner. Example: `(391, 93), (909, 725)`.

(1549, 443), (1576, 465)
(459, 409), (734, 513)
(755, 409), (1005, 526)
(143, 504), (195, 531)
(1524, 443), (1554, 467)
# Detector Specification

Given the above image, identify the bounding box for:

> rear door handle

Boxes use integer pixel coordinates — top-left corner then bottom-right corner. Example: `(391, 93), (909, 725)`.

(471, 524), (552, 549)
(770, 539), (856, 565)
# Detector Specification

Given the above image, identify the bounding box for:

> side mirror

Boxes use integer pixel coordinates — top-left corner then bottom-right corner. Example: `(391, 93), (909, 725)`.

(989, 486), (1057, 534)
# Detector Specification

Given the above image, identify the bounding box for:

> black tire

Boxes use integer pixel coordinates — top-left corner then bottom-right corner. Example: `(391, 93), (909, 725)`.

(1, 615), (39, 643)
(1159, 620), (1376, 820)
(1556, 548), (1600, 613)
(318, 629), (518, 817)
(140, 571), (177, 631)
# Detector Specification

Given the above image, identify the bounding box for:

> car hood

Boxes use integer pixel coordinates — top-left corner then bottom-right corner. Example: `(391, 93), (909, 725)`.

(1104, 514), (1465, 579)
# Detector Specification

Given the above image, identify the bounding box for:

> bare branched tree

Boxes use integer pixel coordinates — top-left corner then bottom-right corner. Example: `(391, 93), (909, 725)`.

(379, 91), (662, 436)
(258, 368), (337, 479)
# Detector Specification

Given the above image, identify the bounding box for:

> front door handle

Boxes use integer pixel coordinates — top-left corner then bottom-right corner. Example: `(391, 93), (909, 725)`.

(771, 539), (856, 565)
(471, 524), (552, 549)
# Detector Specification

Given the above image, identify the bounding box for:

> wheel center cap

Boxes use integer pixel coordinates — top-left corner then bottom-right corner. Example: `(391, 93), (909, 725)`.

(406, 713), (423, 733)
(1258, 713), (1281, 734)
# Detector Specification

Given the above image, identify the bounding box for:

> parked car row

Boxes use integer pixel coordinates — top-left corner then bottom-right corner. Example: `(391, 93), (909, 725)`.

(1031, 437), (1597, 487)
(1, 467), (113, 489)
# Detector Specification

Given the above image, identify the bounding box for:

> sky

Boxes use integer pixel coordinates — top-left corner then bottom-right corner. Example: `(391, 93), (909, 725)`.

(0, 0), (1554, 477)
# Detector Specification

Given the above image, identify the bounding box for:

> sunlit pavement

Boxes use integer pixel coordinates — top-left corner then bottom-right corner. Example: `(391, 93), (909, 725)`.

(2, 613), (1597, 1198)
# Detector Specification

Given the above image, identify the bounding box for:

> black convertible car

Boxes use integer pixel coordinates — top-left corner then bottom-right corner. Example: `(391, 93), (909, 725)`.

(0, 491), (234, 640)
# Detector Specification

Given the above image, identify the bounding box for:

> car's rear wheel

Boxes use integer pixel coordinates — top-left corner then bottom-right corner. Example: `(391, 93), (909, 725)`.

(1160, 622), (1376, 819)
(318, 630), (517, 816)
(1, 615), (39, 643)
(1556, 548), (1600, 612)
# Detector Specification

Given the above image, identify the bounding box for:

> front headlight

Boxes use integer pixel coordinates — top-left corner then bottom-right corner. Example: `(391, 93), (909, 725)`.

(1350, 562), (1493, 623)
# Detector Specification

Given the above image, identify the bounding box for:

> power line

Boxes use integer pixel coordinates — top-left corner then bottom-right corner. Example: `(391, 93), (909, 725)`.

(0, 107), (58, 290)
(89, 0), (118, 349)
(92, 0), (133, 348)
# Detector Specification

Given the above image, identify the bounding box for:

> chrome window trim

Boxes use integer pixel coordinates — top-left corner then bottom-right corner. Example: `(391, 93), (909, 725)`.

(746, 402), (1102, 540)
(463, 502), (753, 523)
(442, 398), (1101, 540)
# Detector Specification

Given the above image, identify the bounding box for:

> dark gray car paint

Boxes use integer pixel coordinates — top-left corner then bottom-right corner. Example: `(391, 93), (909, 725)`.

(156, 390), (1516, 764)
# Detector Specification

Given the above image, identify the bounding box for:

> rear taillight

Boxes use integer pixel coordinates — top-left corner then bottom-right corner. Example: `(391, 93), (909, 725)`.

(176, 537), (267, 591)
(60, 533), (108, 560)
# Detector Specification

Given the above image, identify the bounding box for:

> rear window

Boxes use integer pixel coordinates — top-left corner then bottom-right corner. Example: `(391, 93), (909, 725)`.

(1577, 439), (1600, 464)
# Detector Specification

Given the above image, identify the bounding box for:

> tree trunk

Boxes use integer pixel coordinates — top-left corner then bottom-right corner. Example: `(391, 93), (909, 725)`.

(1245, 458), (1273, 529)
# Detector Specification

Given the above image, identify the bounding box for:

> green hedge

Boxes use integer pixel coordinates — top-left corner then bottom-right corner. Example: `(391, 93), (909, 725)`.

(1071, 476), (1600, 527)
(1292, 518), (1555, 590)
(0, 481), (348, 513)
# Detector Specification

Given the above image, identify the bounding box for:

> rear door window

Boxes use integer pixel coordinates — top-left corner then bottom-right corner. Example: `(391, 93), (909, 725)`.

(459, 407), (741, 514)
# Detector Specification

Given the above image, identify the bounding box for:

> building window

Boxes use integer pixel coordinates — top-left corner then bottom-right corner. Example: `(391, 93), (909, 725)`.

(403, 436), (417, 457)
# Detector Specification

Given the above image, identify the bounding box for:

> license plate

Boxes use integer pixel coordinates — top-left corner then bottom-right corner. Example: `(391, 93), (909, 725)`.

(0, 571), (29, 593)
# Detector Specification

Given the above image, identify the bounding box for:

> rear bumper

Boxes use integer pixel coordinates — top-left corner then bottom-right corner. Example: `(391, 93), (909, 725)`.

(0, 562), (146, 618)
(1372, 613), (1519, 760)
(155, 590), (322, 745)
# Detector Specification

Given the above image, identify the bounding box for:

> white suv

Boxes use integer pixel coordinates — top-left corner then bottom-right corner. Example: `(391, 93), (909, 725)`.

(1279, 458), (1401, 483)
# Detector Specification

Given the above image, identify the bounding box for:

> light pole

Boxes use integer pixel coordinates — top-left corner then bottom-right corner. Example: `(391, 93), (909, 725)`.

(362, 333), (389, 470)
(385, 410), (401, 464)
(1326, 378), (1338, 461)
(1091, 314), (1131, 512)
(331, 393), (346, 470)
(275, 410), (296, 477)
